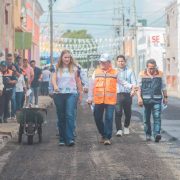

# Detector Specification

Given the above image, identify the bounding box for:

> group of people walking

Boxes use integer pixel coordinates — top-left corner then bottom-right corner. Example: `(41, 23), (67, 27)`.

(50, 49), (168, 147)
(0, 50), (168, 146)
(0, 53), (43, 123)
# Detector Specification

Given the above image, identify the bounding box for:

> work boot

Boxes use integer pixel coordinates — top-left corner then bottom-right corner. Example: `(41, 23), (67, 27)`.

(99, 137), (105, 144)
(104, 139), (111, 145)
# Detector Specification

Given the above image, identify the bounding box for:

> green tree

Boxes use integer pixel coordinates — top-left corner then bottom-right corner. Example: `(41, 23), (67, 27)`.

(62, 29), (92, 39)
(61, 29), (98, 69)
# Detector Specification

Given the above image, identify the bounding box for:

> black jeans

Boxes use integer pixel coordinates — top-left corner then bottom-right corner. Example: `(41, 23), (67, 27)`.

(115, 93), (132, 131)
(41, 81), (49, 95)
(0, 90), (12, 122)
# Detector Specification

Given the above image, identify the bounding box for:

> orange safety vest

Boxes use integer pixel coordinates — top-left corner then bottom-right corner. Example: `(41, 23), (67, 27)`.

(93, 68), (117, 105)
(3, 69), (13, 76)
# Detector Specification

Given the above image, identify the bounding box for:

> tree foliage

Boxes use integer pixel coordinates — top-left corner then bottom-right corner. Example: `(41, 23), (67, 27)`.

(62, 29), (92, 39)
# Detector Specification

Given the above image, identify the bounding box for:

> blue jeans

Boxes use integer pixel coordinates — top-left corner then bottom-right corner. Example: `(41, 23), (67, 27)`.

(53, 93), (77, 144)
(16, 92), (24, 111)
(74, 93), (79, 130)
(11, 87), (16, 117)
(94, 104), (115, 139)
(143, 103), (161, 137)
(29, 87), (39, 105)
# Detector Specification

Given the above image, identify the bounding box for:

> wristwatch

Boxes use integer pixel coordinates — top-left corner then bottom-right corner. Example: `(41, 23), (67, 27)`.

(164, 96), (168, 98)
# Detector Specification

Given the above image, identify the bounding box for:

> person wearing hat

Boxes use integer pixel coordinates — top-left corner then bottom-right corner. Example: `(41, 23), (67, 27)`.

(87, 53), (135, 145)
(0, 61), (17, 123)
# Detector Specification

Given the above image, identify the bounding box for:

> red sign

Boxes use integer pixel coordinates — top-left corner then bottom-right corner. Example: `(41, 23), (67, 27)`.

(151, 35), (160, 43)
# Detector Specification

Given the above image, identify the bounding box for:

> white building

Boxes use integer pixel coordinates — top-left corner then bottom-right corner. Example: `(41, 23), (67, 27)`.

(165, 0), (180, 92)
(137, 27), (166, 73)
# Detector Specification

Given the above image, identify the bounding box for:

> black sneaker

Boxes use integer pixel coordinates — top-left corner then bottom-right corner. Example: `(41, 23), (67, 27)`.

(155, 134), (161, 143)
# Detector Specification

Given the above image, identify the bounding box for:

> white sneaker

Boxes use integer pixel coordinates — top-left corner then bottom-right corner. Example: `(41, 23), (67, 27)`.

(124, 127), (130, 135)
(116, 130), (123, 136)
(34, 105), (39, 108)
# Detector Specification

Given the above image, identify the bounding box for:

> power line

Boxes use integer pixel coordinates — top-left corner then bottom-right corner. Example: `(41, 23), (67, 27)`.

(149, 14), (166, 26)
(44, 8), (114, 14)
(43, 7), (132, 14)
(40, 21), (131, 27)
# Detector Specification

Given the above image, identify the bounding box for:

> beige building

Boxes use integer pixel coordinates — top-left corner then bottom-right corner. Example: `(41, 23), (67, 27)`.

(165, 0), (180, 92)
(18, 0), (43, 64)
(0, 0), (43, 64)
(0, 0), (15, 57)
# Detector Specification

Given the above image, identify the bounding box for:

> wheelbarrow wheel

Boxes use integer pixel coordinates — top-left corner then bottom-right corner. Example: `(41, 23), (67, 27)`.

(27, 135), (33, 145)
(18, 125), (23, 143)
(38, 125), (42, 143)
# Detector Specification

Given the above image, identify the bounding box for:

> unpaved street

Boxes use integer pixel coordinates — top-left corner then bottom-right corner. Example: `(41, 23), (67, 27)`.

(0, 104), (179, 180)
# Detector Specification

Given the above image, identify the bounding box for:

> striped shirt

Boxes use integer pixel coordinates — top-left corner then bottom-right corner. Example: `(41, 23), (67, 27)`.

(117, 66), (137, 93)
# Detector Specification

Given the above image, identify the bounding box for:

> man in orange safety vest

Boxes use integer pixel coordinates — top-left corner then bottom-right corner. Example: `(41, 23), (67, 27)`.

(87, 53), (136, 145)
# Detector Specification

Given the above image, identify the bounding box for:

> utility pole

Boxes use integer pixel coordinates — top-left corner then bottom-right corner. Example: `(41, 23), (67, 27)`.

(49, 0), (53, 65)
(113, 0), (124, 58)
(130, 0), (138, 76)
(122, 11), (125, 54)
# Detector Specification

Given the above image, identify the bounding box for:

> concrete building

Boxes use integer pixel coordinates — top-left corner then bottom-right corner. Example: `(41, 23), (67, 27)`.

(0, 0), (5, 55)
(0, 0), (43, 65)
(0, 0), (15, 57)
(123, 26), (166, 79)
(137, 27), (166, 72)
(24, 0), (43, 64)
(165, 0), (180, 92)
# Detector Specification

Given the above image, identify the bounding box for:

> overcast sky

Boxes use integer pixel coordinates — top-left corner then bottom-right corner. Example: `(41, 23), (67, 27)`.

(38, 0), (174, 38)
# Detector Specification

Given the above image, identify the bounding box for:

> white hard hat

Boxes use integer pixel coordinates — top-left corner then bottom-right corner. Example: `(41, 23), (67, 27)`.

(99, 53), (112, 62)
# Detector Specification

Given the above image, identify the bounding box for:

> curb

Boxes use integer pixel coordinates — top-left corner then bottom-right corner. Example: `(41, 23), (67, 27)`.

(0, 97), (53, 149)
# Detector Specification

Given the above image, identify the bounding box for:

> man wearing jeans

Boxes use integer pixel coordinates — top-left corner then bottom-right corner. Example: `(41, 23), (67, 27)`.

(87, 53), (134, 145)
(30, 60), (42, 107)
(0, 61), (17, 123)
(137, 59), (168, 142)
(6, 53), (18, 119)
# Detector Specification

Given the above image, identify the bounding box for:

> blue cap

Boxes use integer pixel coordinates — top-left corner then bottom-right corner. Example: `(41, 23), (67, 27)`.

(0, 61), (7, 67)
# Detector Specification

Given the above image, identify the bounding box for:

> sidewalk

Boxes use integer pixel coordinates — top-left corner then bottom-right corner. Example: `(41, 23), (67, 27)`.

(132, 96), (180, 141)
(0, 96), (53, 149)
